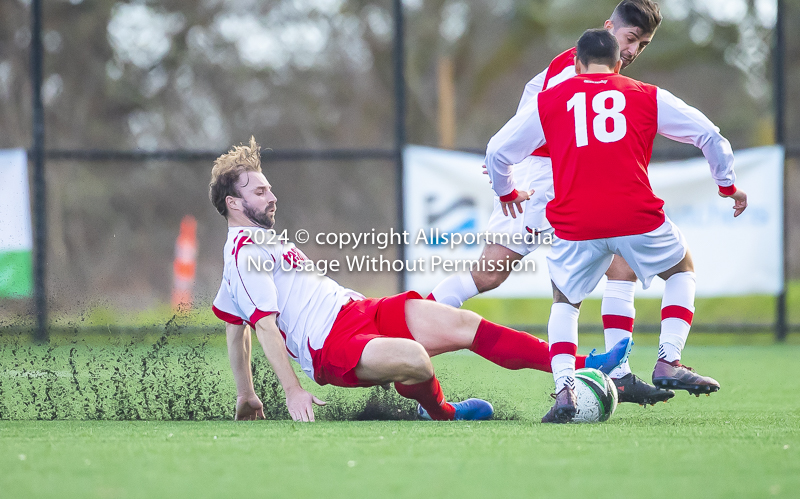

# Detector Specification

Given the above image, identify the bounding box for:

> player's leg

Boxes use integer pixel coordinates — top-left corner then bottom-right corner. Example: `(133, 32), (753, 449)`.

(603, 256), (674, 405)
(352, 293), (493, 421)
(471, 244), (523, 293)
(656, 249), (696, 366)
(314, 297), (466, 420)
(406, 298), (546, 367)
(613, 219), (719, 395)
(428, 272), (480, 307)
(429, 243), (522, 306)
(353, 337), (458, 421)
(603, 256), (637, 379)
(542, 238), (616, 423)
(356, 338), (471, 421)
(545, 285), (581, 421)
(429, 242), (522, 306)
(652, 252), (719, 394)
(404, 299), (628, 374)
(429, 156), (550, 307)
(354, 337), (435, 385)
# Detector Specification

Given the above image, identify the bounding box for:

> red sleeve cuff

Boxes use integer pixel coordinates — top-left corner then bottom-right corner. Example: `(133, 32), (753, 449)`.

(499, 189), (519, 203)
(249, 309), (276, 326)
(718, 184), (736, 196)
(212, 305), (244, 325)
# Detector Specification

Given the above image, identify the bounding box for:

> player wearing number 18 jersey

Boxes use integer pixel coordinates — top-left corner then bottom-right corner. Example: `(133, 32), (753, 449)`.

(430, 0), (671, 406)
(485, 29), (748, 423)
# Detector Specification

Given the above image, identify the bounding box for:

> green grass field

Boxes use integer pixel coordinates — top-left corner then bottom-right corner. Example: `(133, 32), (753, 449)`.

(1, 331), (799, 498)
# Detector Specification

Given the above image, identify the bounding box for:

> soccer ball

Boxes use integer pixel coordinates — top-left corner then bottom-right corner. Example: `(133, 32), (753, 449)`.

(573, 368), (618, 423)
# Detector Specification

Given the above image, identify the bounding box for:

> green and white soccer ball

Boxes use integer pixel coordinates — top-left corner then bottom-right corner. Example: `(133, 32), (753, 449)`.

(573, 368), (618, 423)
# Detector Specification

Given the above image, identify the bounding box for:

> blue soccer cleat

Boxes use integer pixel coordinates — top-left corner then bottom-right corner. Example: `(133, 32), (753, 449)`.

(584, 337), (633, 375)
(417, 398), (494, 421)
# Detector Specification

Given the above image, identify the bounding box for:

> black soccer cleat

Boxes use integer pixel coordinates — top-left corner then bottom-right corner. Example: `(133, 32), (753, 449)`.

(613, 373), (674, 406)
(652, 359), (721, 396)
(541, 386), (577, 424)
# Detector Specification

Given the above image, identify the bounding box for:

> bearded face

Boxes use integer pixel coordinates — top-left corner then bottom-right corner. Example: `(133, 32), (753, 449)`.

(243, 199), (276, 229)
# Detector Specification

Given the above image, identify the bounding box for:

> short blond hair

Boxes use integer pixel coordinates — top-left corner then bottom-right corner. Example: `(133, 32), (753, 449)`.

(209, 137), (262, 217)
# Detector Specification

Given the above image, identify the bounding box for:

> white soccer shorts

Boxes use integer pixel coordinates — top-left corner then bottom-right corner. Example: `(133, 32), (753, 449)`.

(486, 155), (555, 256)
(546, 216), (688, 304)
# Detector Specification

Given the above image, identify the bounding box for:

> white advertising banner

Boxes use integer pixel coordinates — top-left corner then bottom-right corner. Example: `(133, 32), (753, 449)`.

(0, 149), (33, 298)
(404, 145), (783, 298)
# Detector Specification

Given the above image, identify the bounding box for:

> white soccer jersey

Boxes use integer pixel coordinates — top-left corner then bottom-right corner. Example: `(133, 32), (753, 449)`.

(212, 227), (364, 381)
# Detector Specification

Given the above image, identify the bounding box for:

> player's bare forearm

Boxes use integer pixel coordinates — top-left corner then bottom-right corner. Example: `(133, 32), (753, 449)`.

(226, 323), (256, 397)
(254, 316), (325, 422)
(253, 316), (303, 393)
(226, 323), (265, 420)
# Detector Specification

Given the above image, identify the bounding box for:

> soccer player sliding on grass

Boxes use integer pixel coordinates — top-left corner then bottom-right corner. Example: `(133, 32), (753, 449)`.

(485, 29), (747, 423)
(208, 139), (631, 422)
(429, 0), (674, 407)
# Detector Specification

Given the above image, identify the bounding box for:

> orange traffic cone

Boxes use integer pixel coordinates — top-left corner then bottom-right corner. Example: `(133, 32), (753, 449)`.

(172, 215), (198, 312)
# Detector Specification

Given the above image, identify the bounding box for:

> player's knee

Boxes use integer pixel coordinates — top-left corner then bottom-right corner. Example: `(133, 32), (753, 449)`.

(472, 269), (510, 292)
(453, 309), (482, 336)
(552, 283), (580, 307)
(404, 342), (434, 382)
(606, 259), (637, 282)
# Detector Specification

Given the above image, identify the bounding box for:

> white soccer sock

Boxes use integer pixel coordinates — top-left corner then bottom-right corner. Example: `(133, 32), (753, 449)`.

(548, 303), (580, 392)
(658, 272), (696, 363)
(430, 273), (479, 308)
(602, 280), (636, 378)
(552, 354), (577, 392)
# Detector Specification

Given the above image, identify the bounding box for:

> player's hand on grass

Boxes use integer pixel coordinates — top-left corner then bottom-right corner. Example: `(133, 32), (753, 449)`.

(235, 395), (265, 421)
(719, 189), (748, 217)
(285, 386), (326, 422)
(501, 189), (535, 219)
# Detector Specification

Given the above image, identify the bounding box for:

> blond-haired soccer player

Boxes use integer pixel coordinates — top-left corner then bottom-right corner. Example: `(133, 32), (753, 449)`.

(209, 138), (631, 422)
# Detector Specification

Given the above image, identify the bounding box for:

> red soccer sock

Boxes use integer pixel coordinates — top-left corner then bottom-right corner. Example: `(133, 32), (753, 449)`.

(394, 376), (455, 421)
(469, 319), (588, 373)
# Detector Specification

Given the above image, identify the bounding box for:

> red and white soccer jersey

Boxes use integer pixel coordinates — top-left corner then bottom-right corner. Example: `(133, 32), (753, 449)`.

(518, 48), (578, 111)
(485, 72), (736, 241)
(482, 49), (578, 254)
(517, 48), (578, 159)
(212, 227), (364, 381)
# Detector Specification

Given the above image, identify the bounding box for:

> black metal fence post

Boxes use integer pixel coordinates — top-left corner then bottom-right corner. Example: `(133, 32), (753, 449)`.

(393, 0), (407, 292)
(30, 0), (48, 342)
(775, 0), (788, 341)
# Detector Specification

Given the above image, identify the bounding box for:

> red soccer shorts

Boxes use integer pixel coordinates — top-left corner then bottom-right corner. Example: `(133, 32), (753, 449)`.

(310, 291), (423, 388)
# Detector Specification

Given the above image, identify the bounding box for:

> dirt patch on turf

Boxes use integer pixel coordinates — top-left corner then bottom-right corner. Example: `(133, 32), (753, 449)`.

(0, 325), (516, 421)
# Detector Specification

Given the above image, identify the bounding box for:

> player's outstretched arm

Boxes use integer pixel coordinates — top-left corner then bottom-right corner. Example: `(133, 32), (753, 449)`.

(226, 323), (265, 421)
(655, 87), (746, 216)
(254, 316), (326, 422)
